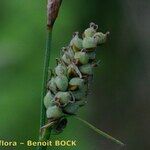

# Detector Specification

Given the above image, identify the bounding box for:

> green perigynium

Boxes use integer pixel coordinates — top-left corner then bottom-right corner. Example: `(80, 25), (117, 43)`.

(44, 91), (54, 109)
(70, 32), (83, 51)
(83, 22), (98, 38)
(46, 105), (62, 119)
(82, 36), (97, 50)
(55, 75), (68, 91)
(55, 62), (67, 76)
(44, 22), (109, 132)
(63, 101), (84, 115)
(54, 91), (73, 107)
(79, 64), (93, 75)
(94, 31), (110, 45)
(74, 51), (89, 65)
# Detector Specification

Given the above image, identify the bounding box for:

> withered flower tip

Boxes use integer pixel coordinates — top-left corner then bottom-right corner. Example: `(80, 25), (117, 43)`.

(47, 0), (62, 29)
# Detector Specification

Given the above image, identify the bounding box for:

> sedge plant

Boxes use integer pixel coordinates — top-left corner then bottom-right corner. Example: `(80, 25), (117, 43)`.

(37, 0), (125, 150)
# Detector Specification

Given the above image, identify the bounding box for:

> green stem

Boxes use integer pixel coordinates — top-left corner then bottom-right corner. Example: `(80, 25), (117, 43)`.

(38, 29), (53, 150)
(74, 116), (125, 147)
(40, 29), (52, 128)
(38, 1), (63, 149)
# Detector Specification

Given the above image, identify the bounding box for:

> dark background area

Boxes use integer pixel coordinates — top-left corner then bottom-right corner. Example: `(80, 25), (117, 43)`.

(0, 0), (149, 150)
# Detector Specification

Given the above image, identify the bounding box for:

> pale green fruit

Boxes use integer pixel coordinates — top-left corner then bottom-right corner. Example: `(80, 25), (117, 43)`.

(69, 77), (84, 91)
(55, 75), (68, 91)
(83, 23), (98, 38)
(46, 105), (62, 119)
(44, 91), (54, 109)
(83, 22), (98, 37)
(48, 77), (57, 94)
(94, 32), (110, 44)
(70, 32), (83, 51)
(63, 100), (87, 114)
(63, 102), (80, 115)
(74, 51), (89, 65)
(55, 64), (67, 76)
(55, 92), (72, 106)
(84, 27), (96, 38)
(82, 37), (97, 50)
(79, 64), (93, 75)
(72, 89), (87, 100)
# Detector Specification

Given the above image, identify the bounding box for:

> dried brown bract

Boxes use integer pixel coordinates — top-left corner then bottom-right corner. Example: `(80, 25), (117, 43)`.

(47, 0), (62, 28)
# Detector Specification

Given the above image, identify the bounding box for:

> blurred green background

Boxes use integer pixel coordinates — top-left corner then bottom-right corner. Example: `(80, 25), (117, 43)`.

(0, 0), (150, 150)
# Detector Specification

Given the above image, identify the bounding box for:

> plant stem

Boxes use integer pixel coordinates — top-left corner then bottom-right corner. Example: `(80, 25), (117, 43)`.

(37, 1), (63, 150)
(40, 0), (63, 128)
(74, 116), (125, 147)
(40, 29), (52, 129)
(38, 28), (53, 150)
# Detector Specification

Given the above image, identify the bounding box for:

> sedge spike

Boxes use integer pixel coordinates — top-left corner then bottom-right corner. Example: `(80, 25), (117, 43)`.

(39, 10), (124, 149)
(40, 23), (124, 148)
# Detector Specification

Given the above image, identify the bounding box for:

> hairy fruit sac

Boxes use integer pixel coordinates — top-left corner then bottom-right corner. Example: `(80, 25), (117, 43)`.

(54, 92), (72, 106)
(69, 77), (85, 91)
(79, 64), (93, 75)
(83, 37), (97, 51)
(63, 100), (86, 115)
(70, 32), (83, 51)
(46, 105), (62, 119)
(44, 91), (54, 109)
(43, 22), (109, 134)
(94, 32), (110, 45)
(48, 77), (57, 94)
(55, 63), (67, 76)
(72, 89), (87, 100)
(74, 51), (89, 65)
(83, 22), (98, 38)
(63, 102), (80, 115)
(55, 75), (68, 91)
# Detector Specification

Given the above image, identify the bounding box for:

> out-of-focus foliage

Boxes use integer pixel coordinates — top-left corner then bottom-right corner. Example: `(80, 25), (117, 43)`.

(0, 0), (149, 150)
